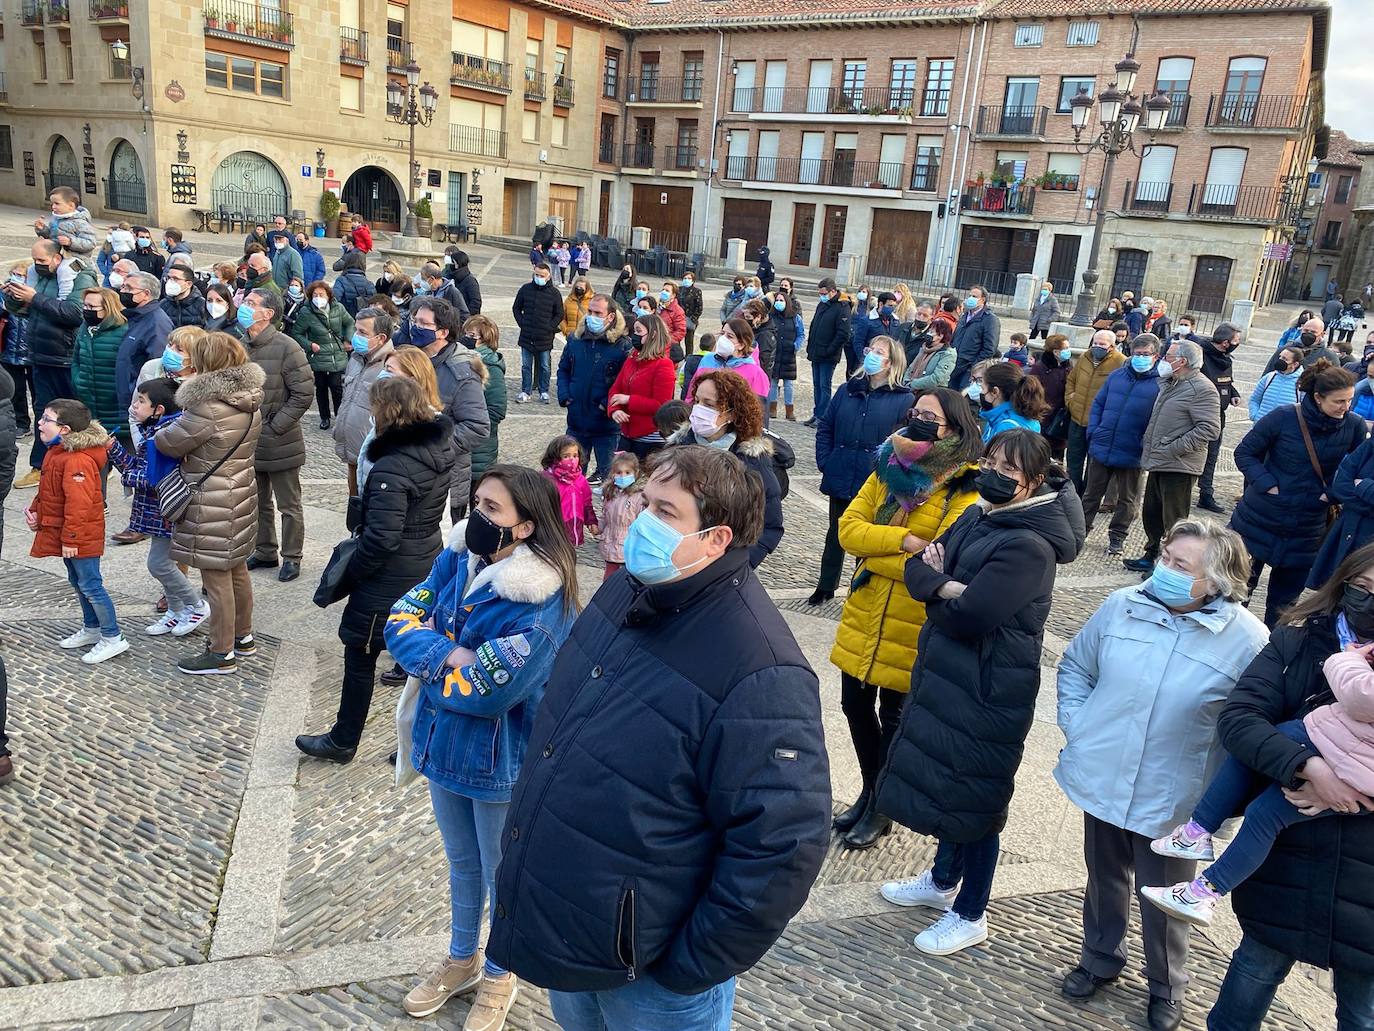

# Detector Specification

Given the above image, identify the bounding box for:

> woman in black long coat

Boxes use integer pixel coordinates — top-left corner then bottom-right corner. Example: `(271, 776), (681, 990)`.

(875, 429), (1084, 956)
(296, 376), (453, 763)
(767, 290), (801, 420)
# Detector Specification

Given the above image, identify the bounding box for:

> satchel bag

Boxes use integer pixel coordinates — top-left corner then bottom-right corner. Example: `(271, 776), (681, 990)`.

(312, 533), (360, 608)
(1044, 406), (1071, 440)
(156, 419), (253, 523)
(1293, 403), (1342, 529)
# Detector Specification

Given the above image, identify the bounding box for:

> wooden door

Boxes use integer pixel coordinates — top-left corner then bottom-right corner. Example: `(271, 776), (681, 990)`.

(868, 208), (930, 279)
(1189, 255), (1233, 313)
(790, 203), (816, 266)
(549, 184), (579, 235)
(1110, 247), (1149, 301)
(956, 224), (1010, 286)
(598, 181), (610, 236)
(630, 183), (693, 251)
(720, 197), (772, 259)
(502, 180), (519, 235)
(1048, 234), (1080, 295)
(819, 205), (848, 269)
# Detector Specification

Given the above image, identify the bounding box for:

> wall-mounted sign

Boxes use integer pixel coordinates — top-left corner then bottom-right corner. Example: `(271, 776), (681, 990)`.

(1263, 242), (1293, 261)
(323, 179), (342, 198)
(83, 155), (98, 195)
(301, 165), (313, 177)
(165, 80), (186, 103)
(466, 192), (483, 227)
(170, 163), (197, 204)
(23, 152), (36, 187)
(427, 168), (441, 187)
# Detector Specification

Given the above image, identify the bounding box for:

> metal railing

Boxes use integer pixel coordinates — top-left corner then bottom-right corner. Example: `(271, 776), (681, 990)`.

(0, 73), (7, 104)
(44, 170), (81, 194)
(910, 163), (940, 191)
(1122, 179), (1175, 213)
(1042, 174), (1080, 192)
(1186, 181), (1302, 223)
(524, 69), (546, 101)
(721, 155), (906, 189)
(628, 75), (704, 104)
(386, 39), (412, 71)
(46, 0), (69, 22)
(1161, 91), (1190, 127)
(339, 27), (367, 63)
(920, 88), (951, 117)
(20, 0), (43, 25)
(961, 183), (1037, 215)
(1205, 92), (1308, 131)
(451, 52), (510, 92)
(104, 173), (147, 214)
(976, 105), (1048, 137)
(553, 76), (574, 106)
(663, 145), (698, 171)
(89, 0), (128, 18)
(1092, 287), (1222, 333)
(730, 84), (917, 115)
(621, 143), (656, 168)
(203, 0), (293, 46)
(598, 134), (616, 164)
(448, 124), (507, 160)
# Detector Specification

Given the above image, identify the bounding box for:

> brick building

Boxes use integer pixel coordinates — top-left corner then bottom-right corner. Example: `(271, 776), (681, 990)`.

(1287, 128), (1365, 301)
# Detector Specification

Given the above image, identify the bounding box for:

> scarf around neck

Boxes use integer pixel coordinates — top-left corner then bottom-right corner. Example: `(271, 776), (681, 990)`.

(872, 432), (968, 519)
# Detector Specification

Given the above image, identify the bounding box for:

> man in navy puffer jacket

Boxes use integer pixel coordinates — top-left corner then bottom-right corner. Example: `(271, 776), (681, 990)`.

(1080, 333), (1162, 555)
(488, 445), (830, 1027)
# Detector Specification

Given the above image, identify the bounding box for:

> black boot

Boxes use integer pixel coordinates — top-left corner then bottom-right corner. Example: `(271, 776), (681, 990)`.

(295, 732), (357, 764)
(807, 588), (835, 606)
(832, 786), (872, 833)
(841, 797), (892, 850)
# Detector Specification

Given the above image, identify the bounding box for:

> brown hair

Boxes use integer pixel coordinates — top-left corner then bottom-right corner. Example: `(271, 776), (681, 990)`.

(632, 314), (670, 361)
(388, 347), (443, 410)
(306, 280), (335, 304)
(82, 287), (127, 328)
(370, 375), (435, 435)
(46, 397), (92, 431)
(476, 464), (581, 616)
(723, 318), (755, 356)
(190, 331), (248, 373)
(1284, 541), (1374, 626)
(984, 361), (1048, 419)
(695, 369), (764, 441)
(541, 434), (584, 468)
(1299, 357), (1357, 396)
(49, 186), (80, 205)
(214, 262), (238, 284)
(462, 314), (501, 350)
(645, 445), (763, 551)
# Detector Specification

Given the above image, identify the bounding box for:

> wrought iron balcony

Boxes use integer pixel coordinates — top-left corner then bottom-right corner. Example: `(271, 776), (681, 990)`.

(910, 163), (940, 192)
(524, 69), (546, 101)
(451, 52), (511, 93)
(1186, 181), (1302, 223)
(89, 0), (128, 19)
(628, 75), (705, 105)
(448, 124), (507, 160)
(621, 142), (656, 169)
(47, 0), (69, 23)
(1159, 91), (1190, 128)
(1122, 179), (1175, 214)
(920, 88), (951, 118)
(203, 0), (294, 48)
(386, 39), (412, 72)
(340, 27), (367, 64)
(20, 0), (43, 26)
(960, 183), (1037, 215)
(663, 144), (698, 172)
(599, 136), (617, 164)
(553, 76), (574, 106)
(1205, 92), (1308, 131)
(0, 72), (7, 104)
(730, 84), (918, 117)
(722, 155), (906, 190)
(975, 105), (1049, 139)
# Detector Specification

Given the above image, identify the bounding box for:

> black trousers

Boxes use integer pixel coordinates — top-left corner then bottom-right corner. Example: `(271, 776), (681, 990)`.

(315, 370), (344, 420)
(1197, 405), (1227, 502)
(839, 672), (905, 785)
(1246, 557), (1309, 629)
(29, 364), (74, 469)
(0, 654), (9, 759)
(816, 495), (852, 594)
(1066, 420), (1090, 495)
(4, 363), (34, 432)
(1029, 327), (1049, 340)
(332, 641), (381, 749)
(1140, 471), (1196, 559)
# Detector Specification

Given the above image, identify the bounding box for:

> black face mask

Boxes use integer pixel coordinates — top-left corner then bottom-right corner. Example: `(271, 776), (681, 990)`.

(118, 290), (136, 309)
(1343, 584), (1374, 639)
(905, 416), (940, 441)
(1089, 346), (1108, 361)
(465, 507), (515, 560)
(82, 309), (103, 327)
(1301, 331), (1319, 348)
(458, 334), (477, 350)
(975, 468), (1021, 505)
(978, 395), (995, 412)
(632, 337), (646, 352)
(912, 319), (929, 330)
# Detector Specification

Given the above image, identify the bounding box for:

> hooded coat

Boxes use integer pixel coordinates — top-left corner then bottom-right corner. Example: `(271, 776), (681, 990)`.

(153, 364), (265, 570)
(5, 262), (98, 368)
(160, 291), (209, 330)
(331, 251), (373, 317)
(29, 421), (110, 558)
(243, 326), (314, 473)
(876, 478), (1086, 842)
(331, 342), (395, 465)
(557, 314), (631, 437)
(815, 376), (914, 500)
(290, 299), (354, 374)
(666, 426), (784, 567)
(469, 343), (508, 484)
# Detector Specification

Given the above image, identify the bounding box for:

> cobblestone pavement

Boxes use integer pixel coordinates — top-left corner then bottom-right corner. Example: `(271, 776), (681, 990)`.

(0, 202), (1331, 1029)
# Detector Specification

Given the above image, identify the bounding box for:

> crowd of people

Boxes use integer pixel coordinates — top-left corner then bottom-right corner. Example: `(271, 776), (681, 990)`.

(0, 193), (1372, 1031)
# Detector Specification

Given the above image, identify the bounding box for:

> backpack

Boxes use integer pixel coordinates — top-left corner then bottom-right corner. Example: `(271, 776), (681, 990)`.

(762, 429), (795, 499)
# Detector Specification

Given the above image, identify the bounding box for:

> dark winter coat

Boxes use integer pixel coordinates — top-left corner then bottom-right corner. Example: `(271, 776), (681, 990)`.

(290, 300), (354, 374)
(807, 296), (853, 365)
(1230, 396), (1366, 569)
(160, 291), (208, 330)
(850, 312), (902, 370)
(72, 318), (129, 442)
(679, 284), (703, 329)
(950, 306), (1001, 390)
(117, 301), (172, 410)
(1086, 364), (1162, 469)
(769, 309), (799, 381)
(487, 549), (830, 994)
(295, 241), (327, 286)
(816, 376), (914, 500)
(1310, 438), (1374, 587)
(1, 305), (31, 366)
(0, 366), (16, 547)
(513, 279), (565, 353)
(430, 341), (492, 503)
(339, 416), (453, 648)
(128, 248), (166, 279)
(470, 344), (507, 484)
(1219, 615), (1374, 975)
(428, 279), (471, 320)
(242, 326), (314, 473)
(1029, 354), (1070, 444)
(756, 246), (775, 288)
(450, 265), (483, 315)
(1200, 339), (1240, 409)
(557, 315), (631, 437)
(877, 479), (1085, 843)
(331, 251), (373, 317)
(4, 264), (97, 368)
(753, 321), (778, 380)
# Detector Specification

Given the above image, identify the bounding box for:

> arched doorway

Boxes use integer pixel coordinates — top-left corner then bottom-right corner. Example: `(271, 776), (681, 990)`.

(46, 137), (80, 196)
(342, 166), (402, 231)
(106, 140), (147, 214)
(211, 151), (288, 223)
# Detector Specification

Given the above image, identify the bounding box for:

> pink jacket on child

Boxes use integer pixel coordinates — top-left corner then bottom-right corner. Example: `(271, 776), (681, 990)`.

(599, 488), (646, 564)
(1310, 650), (1374, 795)
(544, 463), (598, 546)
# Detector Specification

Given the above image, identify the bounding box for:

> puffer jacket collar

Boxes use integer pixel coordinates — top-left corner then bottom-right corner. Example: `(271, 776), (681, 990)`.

(364, 414), (452, 465)
(445, 521), (564, 605)
(979, 476), (1085, 563)
(175, 362), (267, 411)
(574, 312), (627, 343)
(55, 421), (110, 452)
(624, 549), (751, 626)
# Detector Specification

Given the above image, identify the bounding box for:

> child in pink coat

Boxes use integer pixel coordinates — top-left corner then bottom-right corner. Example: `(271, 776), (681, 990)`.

(1142, 630), (1374, 926)
(541, 434), (598, 546)
(597, 452), (646, 580)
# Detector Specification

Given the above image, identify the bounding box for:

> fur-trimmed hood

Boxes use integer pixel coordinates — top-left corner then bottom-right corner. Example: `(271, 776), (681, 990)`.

(447, 520), (564, 604)
(575, 310), (628, 344)
(365, 414), (453, 472)
(57, 421), (110, 452)
(666, 425), (773, 458)
(175, 363), (266, 414)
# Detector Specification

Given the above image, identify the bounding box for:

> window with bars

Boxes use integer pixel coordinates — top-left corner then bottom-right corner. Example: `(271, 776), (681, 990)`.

(0, 127), (13, 170)
(1066, 21), (1099, 46)
(604, 49), (620, 98)
(1014, 24), (1043, 47)
(923, 59), (953, 116)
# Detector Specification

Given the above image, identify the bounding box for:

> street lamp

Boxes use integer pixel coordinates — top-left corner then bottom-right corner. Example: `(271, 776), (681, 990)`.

(386, 58), (438, 240)
(1066, 51), (1173, 326)
(110, 39), (145, 104)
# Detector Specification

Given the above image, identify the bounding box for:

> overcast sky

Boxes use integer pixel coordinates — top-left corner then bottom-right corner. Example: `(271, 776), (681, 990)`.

(1324, 0), (1374, 141)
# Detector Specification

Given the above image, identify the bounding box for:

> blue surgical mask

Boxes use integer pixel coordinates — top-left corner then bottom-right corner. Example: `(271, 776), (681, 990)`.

(680, 278), (693, 288)
(744, 286), (760, 297)
(376, 369), (394, 380)
(287, 285), (303, 299)
(136, 237), (150, 249)
(857, 291), (868, 302)
(351, 333), (371, 354)
(863, 351), (886, 376)
(660, 290), (672, 303)
(964, 296), (979, 310)
(235, 303), (256, 330)
(613, 473), (636, 489)
(1130, 355), (1156, 373)
(879, 305), (894, 318)
(622, 509), (715, 585)
(965, 382), (982, 401)
(1039, 290), (1049, 300)
(584, 314), (606, 335)
(635, 288), (647, 299)
(1057, 348), (1073, 361)
(818, 293), (830, 304)
(1148, 563), (1198, 608)
(534, 275), (549, 287)
(774, 299), (786, 312)
(161, 348), (184, 373)
(409, 325), (438, 348)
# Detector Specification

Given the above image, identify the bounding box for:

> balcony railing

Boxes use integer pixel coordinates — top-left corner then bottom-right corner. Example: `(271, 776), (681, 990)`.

(628, 75), (704, 104)
(961, 183), (1037, 215)
(46, 0), (69, 23)
(89, 0), (128, 19)
(730, 84), (917, 116)
(1159, 91), (1190, 128)
(910, 163), (940, 191)
(1122, 179), (1176, 213)
(203, 0), (294, 47)
(975, 105), (1049, 138)
(553, 76), (574, 106)
(920, 89), (951, 117)
(0, 72), (7, 103)
(524, 69), (546, 101)
(621, 143), (656, 169)
(451, 52), (510, 93)
(1204, 92), (1308, 131)
(386, 39), (412, 72)
(448, 124), (507, 160)
(722, 155), (907, 190)
(598, 137), (616, 164)
(340, 26), (367, 64)
(1186, 181), (1302, 224)
(663, 144), (698, 171)
(20, 0), (43, 26)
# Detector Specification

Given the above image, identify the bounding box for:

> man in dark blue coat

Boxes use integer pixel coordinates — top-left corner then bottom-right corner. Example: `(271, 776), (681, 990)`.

(488, 445), (830, 1027)
(950, 286), (1000, 390)
(116, 272), (171, 410)
(556, 293), (630, 482)
(1080, 333), (1162, 555)
(804, 277), (852, 427)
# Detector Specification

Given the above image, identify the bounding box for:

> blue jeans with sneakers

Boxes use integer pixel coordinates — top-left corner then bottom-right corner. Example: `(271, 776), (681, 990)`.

(549, 974), (736, 1031)
(64, 557), (120, 638)
(428, 781), (508, 977)
(931, 832), (1000, 921)
(520, 349), (551, 396)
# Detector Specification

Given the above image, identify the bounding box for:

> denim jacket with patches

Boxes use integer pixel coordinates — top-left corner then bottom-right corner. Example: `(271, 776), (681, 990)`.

(385, 524), (575, 801)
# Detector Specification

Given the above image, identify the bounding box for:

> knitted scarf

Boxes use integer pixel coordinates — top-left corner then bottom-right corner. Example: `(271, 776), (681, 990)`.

(871, 432), (968, 523)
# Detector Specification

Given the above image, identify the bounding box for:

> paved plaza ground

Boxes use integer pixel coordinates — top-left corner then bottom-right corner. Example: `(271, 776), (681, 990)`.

(0, 206), (1337, 1029)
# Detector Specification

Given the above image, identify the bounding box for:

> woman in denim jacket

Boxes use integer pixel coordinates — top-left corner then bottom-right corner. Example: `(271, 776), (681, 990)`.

(385, 464), (580, 1028)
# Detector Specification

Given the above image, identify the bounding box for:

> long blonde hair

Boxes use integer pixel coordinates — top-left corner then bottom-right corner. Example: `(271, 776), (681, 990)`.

(387, 346), (442, 410)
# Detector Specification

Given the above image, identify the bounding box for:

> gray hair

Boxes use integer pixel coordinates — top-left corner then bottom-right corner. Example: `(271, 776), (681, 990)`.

(112, 258), (139, 275)
(354, 306), (395, 340)
(1131, 332), (1161, 353)
(421, 262), (443, 281)
(126, 271), (161, 299)
(1091, 329), (1117, 348)
(1164, 518), (1252, 602)
(1173, 340), (1204, 369)
(248, 287), (281, 322)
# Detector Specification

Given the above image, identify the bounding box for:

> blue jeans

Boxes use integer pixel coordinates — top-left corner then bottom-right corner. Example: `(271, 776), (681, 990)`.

(931, 833), (1000, 920)
(549, 974), (736, 1031)
(767, 378), (794, 405)
(521, 349), (551, 395)
(811, 362), (837, 421)
(64, 557), (120, 637)
(1209, 933), (1374, 1030)
(428, 781), (508, 976)
(571, 431), (617, 481)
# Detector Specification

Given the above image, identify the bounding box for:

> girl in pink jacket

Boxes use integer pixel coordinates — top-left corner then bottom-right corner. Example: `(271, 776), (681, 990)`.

(541, 435), (598, 547)
(1142, 633), (1374, 927)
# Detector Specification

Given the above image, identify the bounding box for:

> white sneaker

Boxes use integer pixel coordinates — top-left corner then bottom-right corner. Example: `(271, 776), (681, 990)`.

(1150, 824), (1215, 861)
(60, 627), (102, 650)
(171, 600), (211, 637)
(881, 869), (958, 911)
(540, 392), (550, 404)
(82, 635), (130, 665)
(516, 392), (530, 404)
(1140, 881), (1219, 927)
(144, 612), (182, 636)
(913, 911), (988, 956)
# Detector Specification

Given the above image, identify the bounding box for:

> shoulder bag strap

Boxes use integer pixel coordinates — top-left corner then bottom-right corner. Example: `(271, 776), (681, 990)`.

(193, 417), (254, 490)
(1294, 403), (1328, 489)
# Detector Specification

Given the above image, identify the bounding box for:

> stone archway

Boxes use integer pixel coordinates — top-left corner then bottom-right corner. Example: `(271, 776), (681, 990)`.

(210, 150), (289, 223)
(341, 166), (404, 232)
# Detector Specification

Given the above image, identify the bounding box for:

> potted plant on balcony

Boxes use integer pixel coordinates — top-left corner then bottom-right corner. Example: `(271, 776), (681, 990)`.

(414, 196), (434, 238)
(204, 2), (220, 28)
(319, 190), (341, 238)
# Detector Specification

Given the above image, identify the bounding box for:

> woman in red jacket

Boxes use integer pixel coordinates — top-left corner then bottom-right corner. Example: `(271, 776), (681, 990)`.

(658, 281), (688, 361)
(608, 314), (676, 461)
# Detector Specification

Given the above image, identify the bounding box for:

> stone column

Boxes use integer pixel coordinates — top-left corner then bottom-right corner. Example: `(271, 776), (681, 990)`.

(725, 237), (747, 272)
(837, 252), (863, 288)
(1230, 298), (1256, 337)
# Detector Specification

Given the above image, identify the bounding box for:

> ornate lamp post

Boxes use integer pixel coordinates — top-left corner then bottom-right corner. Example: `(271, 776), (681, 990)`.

(386, 60), (438, 240)
(1066, 53), (1173, 326)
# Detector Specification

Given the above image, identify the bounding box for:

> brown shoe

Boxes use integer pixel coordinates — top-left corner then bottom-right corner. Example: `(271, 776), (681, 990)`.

(0, 755), (13, 785)
(767, 402), (778, 418)
(463, 972), (517, 1031)
(403, 953), (484, 1019)
(13, 469), (40, 490)
(111, 529), (147, 545)
(785, 404), (796, 421)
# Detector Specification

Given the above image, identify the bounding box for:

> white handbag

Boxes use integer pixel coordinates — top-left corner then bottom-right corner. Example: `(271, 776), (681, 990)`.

(394, 674), (423, 788)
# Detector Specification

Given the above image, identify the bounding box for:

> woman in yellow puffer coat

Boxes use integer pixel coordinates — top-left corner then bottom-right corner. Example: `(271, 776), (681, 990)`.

(830, 386), (983, 850)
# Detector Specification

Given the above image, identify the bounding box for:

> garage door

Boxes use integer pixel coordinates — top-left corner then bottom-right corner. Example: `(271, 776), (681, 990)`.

(868, 208), (930, 279)
(719, 197), (772, 259)
(549, 185), (579, 235)
(630, 184), (694, 251)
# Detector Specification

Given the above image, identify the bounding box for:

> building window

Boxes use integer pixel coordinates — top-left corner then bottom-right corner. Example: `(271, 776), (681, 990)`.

(1155, 57), (1194, 127)
(386, 4), (405, 61)
(911, 135), (941, 191)
(35, 43), (48, 82)
(553, 114), (567, 148)
(1014, 24), (1044, 47)
(1322, 220), (1342, 248)
(205, 52), (228, 89)
(522, 110), (538, 142)
(0, 126), (13, 170)
(682, 51), (703, 101)
(1046, 152), (1083, 189)
(110, 44), (131, 80)
(1066, 21), (1099, 46)
(1057, 76), (1094, 113)
(1336, 174), (1354, 205)
(841, 60), (866, 101)
(599, 114), (617, 163)
(890, 59), (918, 106)
(603, 48), (620, 98)
(638, 53), (659, 101)
(207, 51), (286, 98)
(340, 75), (361, 111)
(923, 59), (953, 116)
(995, 150), (1029, 181)
(61, 42), (75, 81)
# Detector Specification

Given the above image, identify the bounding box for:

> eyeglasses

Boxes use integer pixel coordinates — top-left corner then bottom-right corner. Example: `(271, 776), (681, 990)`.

(37, 415), (58, 426)
(978, 457), (1023, 479)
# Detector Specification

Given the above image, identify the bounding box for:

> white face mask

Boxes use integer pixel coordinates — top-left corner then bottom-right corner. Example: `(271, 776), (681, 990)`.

(690, 403), (722, 439)
(714, 339), (734, 359)
(208, 301), (228, 319)
(108, 272), (124, 289)
(164, 281), (184, 298)
(312, 296), (329, 311)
